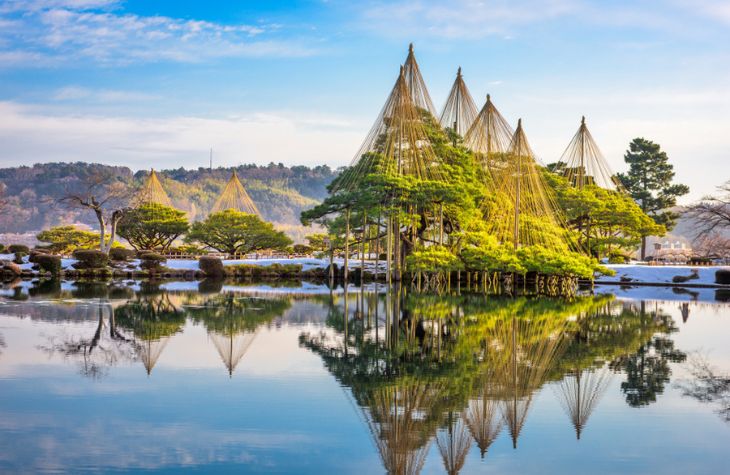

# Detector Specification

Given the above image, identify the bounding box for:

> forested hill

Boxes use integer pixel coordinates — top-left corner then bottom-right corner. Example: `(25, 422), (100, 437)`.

(0, 162), (338, 239)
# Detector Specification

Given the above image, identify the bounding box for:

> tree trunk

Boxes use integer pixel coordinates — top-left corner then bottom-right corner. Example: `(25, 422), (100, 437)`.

(102, 210), (123, 254)
(95, 209), (106, 252)
(640, 236), (647, 261)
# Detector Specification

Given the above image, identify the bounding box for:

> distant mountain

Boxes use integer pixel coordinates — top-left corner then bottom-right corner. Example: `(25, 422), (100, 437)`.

(0, 162), (338, 242)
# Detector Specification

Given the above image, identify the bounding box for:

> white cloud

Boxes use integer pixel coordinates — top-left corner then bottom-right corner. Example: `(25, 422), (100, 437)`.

(0, 101), (364, 171)
(0, 3), (317, 67)
(52, 86), (157, 102)
(353, 0), (730, 40)
(357, 0), (580, 39)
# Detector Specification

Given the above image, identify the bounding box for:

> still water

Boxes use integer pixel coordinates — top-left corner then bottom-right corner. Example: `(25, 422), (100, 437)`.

(0, 280), (729, 474)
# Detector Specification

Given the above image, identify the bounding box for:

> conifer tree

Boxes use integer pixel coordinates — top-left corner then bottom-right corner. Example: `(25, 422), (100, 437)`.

(617, 138), (689, 259)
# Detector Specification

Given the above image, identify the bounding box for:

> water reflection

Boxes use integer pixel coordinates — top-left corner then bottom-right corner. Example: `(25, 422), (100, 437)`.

(301, 285), (695, 473)
(680, 354), (730, 423)
(185, 294), (291, 375)
(1, 279), (728, 474)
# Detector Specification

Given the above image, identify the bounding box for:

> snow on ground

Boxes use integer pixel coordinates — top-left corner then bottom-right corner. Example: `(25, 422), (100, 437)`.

(601, 264), (729, 285)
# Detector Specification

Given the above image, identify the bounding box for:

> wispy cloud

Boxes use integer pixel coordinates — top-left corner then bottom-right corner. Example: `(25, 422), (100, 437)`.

(0, 101), (363, 170)
(0, 2), (318, 67)
(352, 0), (730, 40)
(52, 86), (157, 102)
(356, 0), (580, 39)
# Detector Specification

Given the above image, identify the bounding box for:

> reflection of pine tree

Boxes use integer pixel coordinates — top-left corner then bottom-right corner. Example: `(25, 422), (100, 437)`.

(612, 335), (686, 407)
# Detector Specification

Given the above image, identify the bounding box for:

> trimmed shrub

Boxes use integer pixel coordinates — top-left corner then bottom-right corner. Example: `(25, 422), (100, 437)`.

(0, 244), (5, 253)
(8, 244), (30, 254)
(139, 252), (166, 271)
(35, 254), (62, 275)
(13, 252), (26, 264)
(72, 249), (109, 269)
(293, 244), (313, 254)
(716, 269), (730, 285)
(109, 248), (136, 262)
(199, 256), (225, 278)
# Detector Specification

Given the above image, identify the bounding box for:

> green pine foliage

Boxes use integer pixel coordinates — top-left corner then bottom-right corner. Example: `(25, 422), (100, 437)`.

(117, 203), (189, 252)
(186, 209), (292, 256)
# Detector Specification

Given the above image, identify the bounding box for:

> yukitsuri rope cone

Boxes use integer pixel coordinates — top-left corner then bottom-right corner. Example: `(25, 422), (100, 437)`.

(439, 67), (479, 138)
(485, 119), (578, 252)
(138, 169), (173, 207)
(403, 43), (438, 119)
(463, 94), (514, 176)
(211, 170), (259, 215)
(557, 116), (621, 190)
(336, 44), (442, 193)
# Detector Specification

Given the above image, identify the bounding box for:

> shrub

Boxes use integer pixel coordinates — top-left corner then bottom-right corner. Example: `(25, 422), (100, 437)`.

(109, 248), (136, 261)
(72, 249), (109, 269)
(406, 246), (462, 273)
(0, 244), (6, 253)
(13, 252), (26, 264)
(8, 244), (30, 254)
(35, 254), (62, 275)
(293, 244), (313, 254)
(716, 269), (730, 285)
(199, 256), (225, 278)
(139, 253), (166, 271)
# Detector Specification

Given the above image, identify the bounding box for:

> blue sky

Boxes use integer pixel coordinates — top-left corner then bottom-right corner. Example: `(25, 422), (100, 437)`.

(1, 0), (729, 201)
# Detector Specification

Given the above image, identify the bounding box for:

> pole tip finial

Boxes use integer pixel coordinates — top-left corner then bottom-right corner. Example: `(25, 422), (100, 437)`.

(408, 42), (414, 52)
(581, 115), (585, 124)
(486, 93), (491, 102)
(517, 117), (522, 127)
(457, 66), (462, 76)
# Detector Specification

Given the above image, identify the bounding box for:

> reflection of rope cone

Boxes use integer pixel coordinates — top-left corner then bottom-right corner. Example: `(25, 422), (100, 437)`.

(139, 337), (169, 375)
(466, 396), (503, 458)
(555, 366), (612, 440)
(363, 381), (440, 475)
(210, 330), (259, 377)
(211, 170), (259, 215)
(491, 315), (570, 448)
(437, 413), (472, 475)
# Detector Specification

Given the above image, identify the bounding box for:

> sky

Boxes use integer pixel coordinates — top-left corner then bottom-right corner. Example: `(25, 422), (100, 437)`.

(0, 0), (728, 202)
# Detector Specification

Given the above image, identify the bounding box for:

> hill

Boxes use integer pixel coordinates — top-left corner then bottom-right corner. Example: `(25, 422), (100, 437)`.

(0, 162), (337, 242)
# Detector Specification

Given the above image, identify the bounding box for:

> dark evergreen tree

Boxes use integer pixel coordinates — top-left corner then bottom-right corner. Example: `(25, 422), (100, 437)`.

(617, 138), (689, 259)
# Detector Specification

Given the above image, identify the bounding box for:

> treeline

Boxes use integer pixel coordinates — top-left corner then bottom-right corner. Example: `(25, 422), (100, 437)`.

(0, 162), (338, 237)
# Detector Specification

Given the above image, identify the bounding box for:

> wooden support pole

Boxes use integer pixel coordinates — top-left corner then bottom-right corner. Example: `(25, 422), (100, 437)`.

(344, 208), (351, 282)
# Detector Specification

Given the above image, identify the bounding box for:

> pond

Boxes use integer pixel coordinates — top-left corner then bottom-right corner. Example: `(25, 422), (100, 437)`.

(0, 280), (729, 474)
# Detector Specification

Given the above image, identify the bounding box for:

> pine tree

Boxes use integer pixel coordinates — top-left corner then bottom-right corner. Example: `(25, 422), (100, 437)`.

(617, 138), (689, 259)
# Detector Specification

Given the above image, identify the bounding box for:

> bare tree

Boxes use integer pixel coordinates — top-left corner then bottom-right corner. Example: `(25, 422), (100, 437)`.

(685, 181), (730, 238)
(692, 233), (730, 259)
(60, 170), (133, 253)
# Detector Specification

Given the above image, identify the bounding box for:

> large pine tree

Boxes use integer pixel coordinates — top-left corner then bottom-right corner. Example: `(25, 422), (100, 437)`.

(617, 138), (689, 259)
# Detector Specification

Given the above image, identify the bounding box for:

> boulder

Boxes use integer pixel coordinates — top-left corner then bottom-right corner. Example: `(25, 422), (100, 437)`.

(0, 260), (22, 276)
